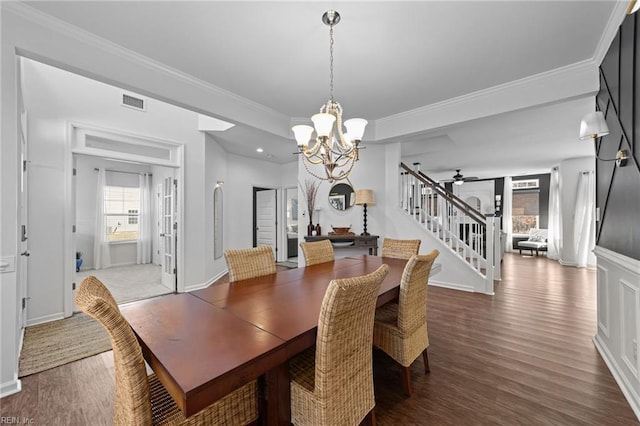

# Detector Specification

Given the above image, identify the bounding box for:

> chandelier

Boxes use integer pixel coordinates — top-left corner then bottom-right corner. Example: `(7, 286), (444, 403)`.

(292, 10), (367, 183)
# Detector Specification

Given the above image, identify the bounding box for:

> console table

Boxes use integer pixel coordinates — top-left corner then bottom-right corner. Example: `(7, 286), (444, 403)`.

(304, 234), (379, 255)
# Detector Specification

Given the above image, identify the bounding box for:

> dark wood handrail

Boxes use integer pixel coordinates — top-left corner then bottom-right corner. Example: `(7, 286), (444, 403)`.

(400, 163), (486, 226)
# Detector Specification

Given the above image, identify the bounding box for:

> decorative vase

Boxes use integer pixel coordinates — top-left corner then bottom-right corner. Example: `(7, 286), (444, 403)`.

(307, 221), (315, 236)
(315, 223), (322, 236)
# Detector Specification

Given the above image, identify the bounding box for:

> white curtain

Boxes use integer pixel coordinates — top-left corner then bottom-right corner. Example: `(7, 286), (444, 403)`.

(574, 171), (595, 268)
(547, 167), (562, 260)
(137, 173), (152, 264)
(93, 168), (111, 269)
(502, 176), (513, 251)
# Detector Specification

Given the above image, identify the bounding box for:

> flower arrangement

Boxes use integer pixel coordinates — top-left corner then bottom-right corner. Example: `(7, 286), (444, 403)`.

(301, 179), (320, 226)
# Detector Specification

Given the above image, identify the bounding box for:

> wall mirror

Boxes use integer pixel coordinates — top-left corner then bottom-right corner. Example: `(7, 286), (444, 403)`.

(214, 184), (223, 259)
(328, 182), (355, 211)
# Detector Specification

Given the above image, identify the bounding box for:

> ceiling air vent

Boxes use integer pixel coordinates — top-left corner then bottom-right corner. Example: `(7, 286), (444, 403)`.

(121, 93), (146, 111)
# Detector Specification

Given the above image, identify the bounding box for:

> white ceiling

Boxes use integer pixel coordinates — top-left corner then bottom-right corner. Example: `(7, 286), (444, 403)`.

(21, 1), (628, 179)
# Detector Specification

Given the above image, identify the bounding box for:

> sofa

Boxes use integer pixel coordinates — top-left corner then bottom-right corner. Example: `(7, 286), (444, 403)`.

(287, 224), (298, 258)
(517, 228), (548, 256)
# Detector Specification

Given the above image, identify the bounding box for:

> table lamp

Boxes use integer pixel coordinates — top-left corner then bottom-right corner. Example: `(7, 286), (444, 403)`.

(355, 189), (375, 236)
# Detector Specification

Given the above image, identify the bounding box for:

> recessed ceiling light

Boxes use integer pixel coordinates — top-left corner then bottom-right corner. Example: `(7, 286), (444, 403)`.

(256, 148), (264, 153)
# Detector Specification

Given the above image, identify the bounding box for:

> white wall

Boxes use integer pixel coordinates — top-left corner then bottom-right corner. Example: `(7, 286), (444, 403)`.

(19, 57), (214, 323)
(455, 180), (495, 216)
(296, 144), (388, 265)
(558, 156), (596, 266)
(225, 151), (297, 251)
(204, 133), (229, 282)
(1, 8), (23, 394)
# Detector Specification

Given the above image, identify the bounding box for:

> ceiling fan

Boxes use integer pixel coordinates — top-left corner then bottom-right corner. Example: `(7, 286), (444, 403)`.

(442, 169), (479, 186)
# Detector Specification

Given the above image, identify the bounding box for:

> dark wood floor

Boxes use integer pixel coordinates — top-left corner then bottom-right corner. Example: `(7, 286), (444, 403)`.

(1, 254), (637, 425)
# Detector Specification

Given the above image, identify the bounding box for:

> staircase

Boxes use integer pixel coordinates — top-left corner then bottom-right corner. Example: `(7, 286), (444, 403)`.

(399, 162), (501, 294)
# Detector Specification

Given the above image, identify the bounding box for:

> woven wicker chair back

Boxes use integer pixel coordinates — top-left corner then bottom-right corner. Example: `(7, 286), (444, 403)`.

(77, 275), (120, 311)
(224, 245), (276, 282)
(76, 276), (153, 425)
(397, 250), (440, 333)
(313, 264), (389, 422)
(300, 239), (335, 266)
(381, 238), (421, 260)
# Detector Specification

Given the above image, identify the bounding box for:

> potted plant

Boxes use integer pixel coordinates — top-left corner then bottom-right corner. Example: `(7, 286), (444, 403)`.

(76, 251), (83, 272)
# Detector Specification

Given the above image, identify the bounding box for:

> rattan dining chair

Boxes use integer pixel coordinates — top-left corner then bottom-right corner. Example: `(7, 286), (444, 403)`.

(373, 249), (440, 396)
(289, 264), (390, 426)
(381, 238), (421, 260)
(299, 239), (335, 266)
(224, 245), (276, 282)
(76, 276), (259, 426)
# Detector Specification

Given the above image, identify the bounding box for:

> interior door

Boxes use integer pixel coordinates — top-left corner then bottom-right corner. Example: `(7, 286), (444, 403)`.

(161, 176), (176, 288)
(256, 189), (277, 255)
(154, 183), (162, 266)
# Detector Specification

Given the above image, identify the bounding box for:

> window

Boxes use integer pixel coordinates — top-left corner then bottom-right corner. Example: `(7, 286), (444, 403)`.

(512, 179), (539, 235)
(104, 186), (140, 242)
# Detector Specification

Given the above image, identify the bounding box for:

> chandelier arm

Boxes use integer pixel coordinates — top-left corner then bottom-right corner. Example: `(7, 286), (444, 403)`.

(303, 154), (327, 166)
(303, 138), (324, 157)
(328, 144), (357, 157)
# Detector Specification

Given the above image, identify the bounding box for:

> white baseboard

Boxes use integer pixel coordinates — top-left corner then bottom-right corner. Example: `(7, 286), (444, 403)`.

(428, 279), (475, 293)
(593, 334), (640, 421)
(0, 375), (22, 398)
(184, 269), (228, 293)
(26, 312), (64, 327)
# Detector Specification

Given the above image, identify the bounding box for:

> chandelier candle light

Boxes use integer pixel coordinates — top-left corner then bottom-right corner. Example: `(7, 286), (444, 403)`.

(292, 10), (367, 183)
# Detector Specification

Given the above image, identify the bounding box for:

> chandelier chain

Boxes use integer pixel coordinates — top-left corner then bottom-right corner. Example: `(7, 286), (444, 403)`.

(329, 23), (334, 102)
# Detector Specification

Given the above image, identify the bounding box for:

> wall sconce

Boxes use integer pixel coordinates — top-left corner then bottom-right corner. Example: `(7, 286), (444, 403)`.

(579, 111), (629, 167)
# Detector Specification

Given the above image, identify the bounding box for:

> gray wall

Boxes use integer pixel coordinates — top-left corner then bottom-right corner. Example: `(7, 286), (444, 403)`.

(597, 12), (640, 260)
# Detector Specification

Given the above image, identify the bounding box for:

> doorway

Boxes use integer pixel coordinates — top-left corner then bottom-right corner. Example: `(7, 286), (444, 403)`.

(72, 155), (176, 306)
(253, 187), (278, 258)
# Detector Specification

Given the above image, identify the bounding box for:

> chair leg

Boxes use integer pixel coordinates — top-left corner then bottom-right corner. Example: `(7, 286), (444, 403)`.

(401, 366), (413, 396)
(422, 349), (430, 374)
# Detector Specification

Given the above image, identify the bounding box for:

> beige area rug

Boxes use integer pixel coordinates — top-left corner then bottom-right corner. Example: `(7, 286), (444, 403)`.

(76, 263), (169, 304)
(19, 313), (111, 377)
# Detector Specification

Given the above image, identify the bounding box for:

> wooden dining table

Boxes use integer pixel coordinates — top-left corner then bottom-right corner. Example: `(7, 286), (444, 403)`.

(121, 255), (410, 425)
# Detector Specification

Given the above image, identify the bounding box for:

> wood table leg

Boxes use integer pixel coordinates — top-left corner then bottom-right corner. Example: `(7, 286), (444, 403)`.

(264, 362), (291, 426)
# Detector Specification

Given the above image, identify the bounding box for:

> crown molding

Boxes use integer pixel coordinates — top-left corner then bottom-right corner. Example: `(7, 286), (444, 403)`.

(377, 58), (597, 128)
(593, 0), (630, 65)
(4, 2), (289, 126)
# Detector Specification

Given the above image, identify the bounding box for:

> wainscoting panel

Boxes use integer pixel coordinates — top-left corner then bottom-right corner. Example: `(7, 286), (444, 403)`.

(594, 245), (640, 419)
(621, 279), (639, 379)
(597, 265), (610, 338)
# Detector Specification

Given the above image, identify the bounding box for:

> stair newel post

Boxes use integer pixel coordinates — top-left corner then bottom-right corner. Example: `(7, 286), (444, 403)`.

(492, 216), (502, 282)
(485, 215), (495, 294)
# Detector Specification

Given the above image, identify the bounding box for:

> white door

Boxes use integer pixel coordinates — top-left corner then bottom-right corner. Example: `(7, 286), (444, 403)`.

(161, 176), (176, 288)
(19, 110), (29, 326)
(154, 183), (162, 266)
(256, 189), (277, 255)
